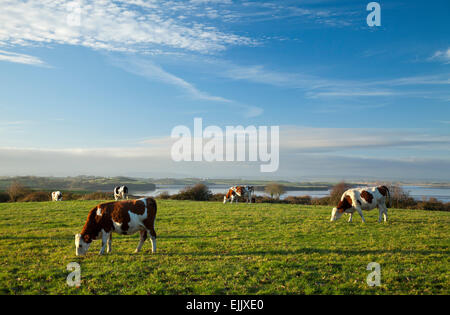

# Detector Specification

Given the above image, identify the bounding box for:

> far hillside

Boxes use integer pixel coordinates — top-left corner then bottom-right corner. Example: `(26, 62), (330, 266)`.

(0, 176), (156, 192)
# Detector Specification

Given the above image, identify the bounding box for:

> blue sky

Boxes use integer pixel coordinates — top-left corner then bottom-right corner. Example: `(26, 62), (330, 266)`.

(0, 0), (449, 181)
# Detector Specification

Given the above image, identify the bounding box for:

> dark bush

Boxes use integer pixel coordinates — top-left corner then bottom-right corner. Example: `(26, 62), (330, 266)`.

(329, 182), (351, 205)
(311, 196), (331, 206)
(0, 192), (10, 203)
(7, 181), (31, 202)
(416, 197), (450, 211)
(62, 192), (83, 201)
(156, 191), (171, 200)
(80, 192), (114, 200)
(20, 191), (51, 202)
(385, 185), (416, 209)
(172, 184), (212, 201)
(209, 193), (226, 202)
(284, 195), (312, 205)
(254, 196), (282, 203)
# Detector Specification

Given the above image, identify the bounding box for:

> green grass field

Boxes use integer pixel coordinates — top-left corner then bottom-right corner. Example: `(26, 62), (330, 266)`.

(0, 200), (448, 295)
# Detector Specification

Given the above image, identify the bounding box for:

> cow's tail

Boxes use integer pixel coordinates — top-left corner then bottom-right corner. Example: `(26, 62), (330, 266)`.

(385, 186), (391, 208)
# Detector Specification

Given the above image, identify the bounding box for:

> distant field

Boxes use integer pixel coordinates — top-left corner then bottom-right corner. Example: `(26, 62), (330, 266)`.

(0, 200), (448, 295)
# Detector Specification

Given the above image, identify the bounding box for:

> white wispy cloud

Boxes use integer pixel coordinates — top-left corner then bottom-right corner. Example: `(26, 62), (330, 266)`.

(0, 0), (254, 54)
(111, 56), (263, 116)
(0, 50), (46, 66)
(306, 90), (395, 98)
(209, 59), (450, 99)
(429, 48), (450, 64)
(114, 57), (232, 103)
(279, 126), (450, 153)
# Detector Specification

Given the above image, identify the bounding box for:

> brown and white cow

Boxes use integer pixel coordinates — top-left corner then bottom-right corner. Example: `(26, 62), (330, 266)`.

(330, 186), (391, 223)
(223, 186), (246, 204)
(75, 197), (157, 256)
(223, 186), (255, 204)
(52, 191), (62, 201)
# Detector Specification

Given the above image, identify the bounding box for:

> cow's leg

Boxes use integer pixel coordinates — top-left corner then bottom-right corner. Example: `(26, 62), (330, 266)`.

(356, 207), (366, 223)
(99, 231), (109, 255)
(148, 227), (157, 254)
(381, 204), (388, 222)
(378, 207), (383, 223)
(106, 233), (112, 253)
(135, 230), (147, 253)
(143, 217), (157, 254)
(348, 212), (353, 222)
(223, 196), (227, 204)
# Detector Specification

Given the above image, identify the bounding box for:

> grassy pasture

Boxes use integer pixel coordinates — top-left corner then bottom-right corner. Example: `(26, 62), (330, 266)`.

(0, 200), (448, 295)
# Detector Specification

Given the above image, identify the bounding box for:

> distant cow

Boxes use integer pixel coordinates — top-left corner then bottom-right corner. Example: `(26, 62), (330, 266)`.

(75, 197), (157, 256)
(114, 186), (128, 201)
(51, 191), (62, 201)
(330, 186), (391, 223)
(223, 186), (254, 204)
(223, 186), (241, 204)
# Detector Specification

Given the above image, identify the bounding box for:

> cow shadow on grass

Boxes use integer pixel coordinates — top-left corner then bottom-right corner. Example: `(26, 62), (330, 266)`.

(157, 248), (447, 257)
(0, 235), (74, 241)
(0, 234), (205, 241)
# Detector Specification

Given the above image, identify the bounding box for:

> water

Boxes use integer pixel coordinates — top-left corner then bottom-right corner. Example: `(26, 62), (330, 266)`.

(139, 185), (450, 202)
(401, 186), (450, 203)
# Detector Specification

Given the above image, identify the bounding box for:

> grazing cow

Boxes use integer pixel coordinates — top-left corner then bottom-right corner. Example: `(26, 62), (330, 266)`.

(223, 186), (254, 204)
(51, 191), (62, 201)
(75, 197), (157, 256)
(330, 185), (391, 223)
(114, 186), (128, 201)
(223, 186), (243, 204)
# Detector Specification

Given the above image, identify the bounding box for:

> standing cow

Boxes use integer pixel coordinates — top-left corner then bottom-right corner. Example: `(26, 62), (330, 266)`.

(114, 186), (128, 201)
(330, 186), (391, 223)
(51, 191), (62, 201)
(75, 197), (157, 256)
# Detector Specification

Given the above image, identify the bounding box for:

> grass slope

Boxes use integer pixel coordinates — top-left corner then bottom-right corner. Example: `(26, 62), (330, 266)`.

(0, 200), (448, 295)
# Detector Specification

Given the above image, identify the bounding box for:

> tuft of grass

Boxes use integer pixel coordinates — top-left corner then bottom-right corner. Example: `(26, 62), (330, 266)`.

(0, 200), (448, 295)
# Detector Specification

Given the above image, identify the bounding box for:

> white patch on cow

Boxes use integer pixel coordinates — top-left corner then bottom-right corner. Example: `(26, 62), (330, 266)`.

(96, 207), (102, 216)
(112, 220), (124, 234)
(140, 197), (147, 209)
(128, 206), (148, 235)
(75, 233), (91, 256)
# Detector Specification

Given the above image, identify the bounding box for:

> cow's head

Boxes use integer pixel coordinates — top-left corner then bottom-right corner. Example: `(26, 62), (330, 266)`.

(75, 233), (91, 256)
(330, 196), (352, 222)
(330, 207), (343, 221)
(234, 186), (244, 196)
